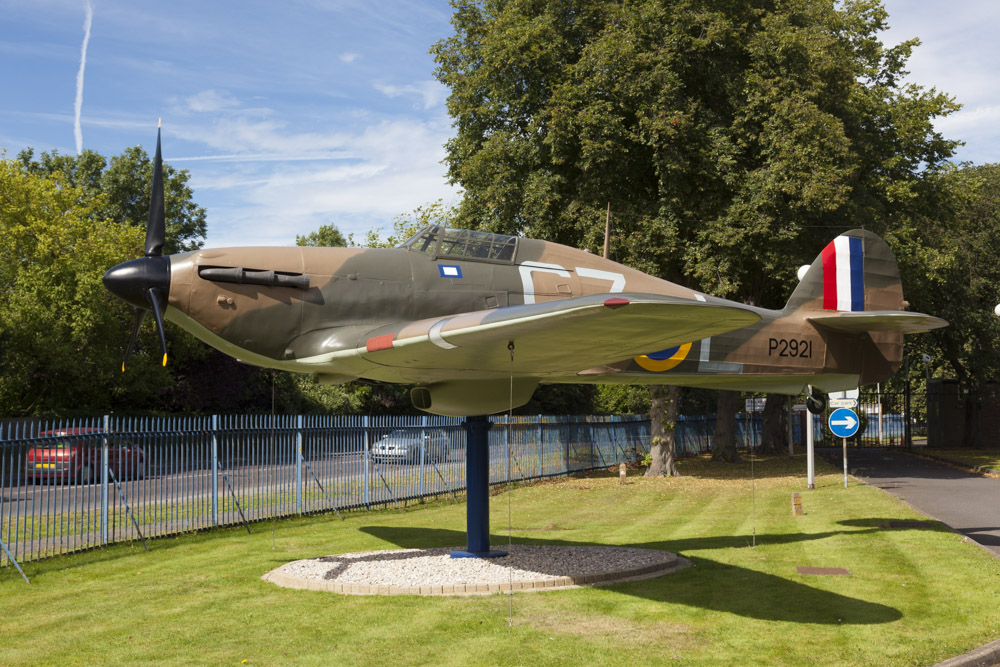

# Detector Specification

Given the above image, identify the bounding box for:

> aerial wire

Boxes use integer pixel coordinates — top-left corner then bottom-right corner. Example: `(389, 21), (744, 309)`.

(272, 371), (277, 550)
(748, 401), (756, 549)
(507, 340), (515, 627)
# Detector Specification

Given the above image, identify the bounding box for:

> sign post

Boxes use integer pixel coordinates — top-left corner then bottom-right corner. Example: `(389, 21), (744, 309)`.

(828, 407), (860, 489)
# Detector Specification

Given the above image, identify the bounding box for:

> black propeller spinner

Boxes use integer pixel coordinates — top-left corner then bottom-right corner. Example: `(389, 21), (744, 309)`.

(102, 122), (171, 370)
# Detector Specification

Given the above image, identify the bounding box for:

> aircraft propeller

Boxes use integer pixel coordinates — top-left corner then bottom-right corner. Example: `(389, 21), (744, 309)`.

(102, 122), (171, 370)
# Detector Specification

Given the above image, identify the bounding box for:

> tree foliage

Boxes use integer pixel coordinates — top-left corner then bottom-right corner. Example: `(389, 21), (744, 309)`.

(0, 159), (169, 414)
(296, 223), (347, 248)
(354, 200), (458, 248)
(433, 0), (957, 300)
(889, 164), (1000, 445)
(17, 147), (206, 254)
(433, 0), (961, 438)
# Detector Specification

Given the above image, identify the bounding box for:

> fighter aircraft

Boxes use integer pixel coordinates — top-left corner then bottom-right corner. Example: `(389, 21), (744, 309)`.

(103, 130), (947, 416)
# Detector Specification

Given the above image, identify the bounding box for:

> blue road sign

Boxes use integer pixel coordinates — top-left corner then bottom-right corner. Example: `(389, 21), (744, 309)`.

(828, 408), (860, 438)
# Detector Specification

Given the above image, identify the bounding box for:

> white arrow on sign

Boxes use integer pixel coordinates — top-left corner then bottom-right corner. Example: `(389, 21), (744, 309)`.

(831, 414), (858, 430)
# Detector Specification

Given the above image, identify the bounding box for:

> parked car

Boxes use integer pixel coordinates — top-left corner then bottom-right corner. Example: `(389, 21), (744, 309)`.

(25, 428), (145, 484)
(371, 428), (450, 464)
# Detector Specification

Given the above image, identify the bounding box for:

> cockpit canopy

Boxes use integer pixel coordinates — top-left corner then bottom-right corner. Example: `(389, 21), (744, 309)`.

(400, 225), (518, 263)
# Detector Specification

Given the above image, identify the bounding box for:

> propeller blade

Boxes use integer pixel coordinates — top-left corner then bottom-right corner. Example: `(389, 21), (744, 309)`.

(146, 287), (168, 367)
(145, 120), (166, 258)
(122, 308), (147, 372)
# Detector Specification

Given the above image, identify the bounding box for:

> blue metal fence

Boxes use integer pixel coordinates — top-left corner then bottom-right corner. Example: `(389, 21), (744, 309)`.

(1, 414), (659, 567)
(1, 408), (831, 570)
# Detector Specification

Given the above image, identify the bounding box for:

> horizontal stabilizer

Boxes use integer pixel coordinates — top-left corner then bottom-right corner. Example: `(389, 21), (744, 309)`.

(808, 311), (948, 333)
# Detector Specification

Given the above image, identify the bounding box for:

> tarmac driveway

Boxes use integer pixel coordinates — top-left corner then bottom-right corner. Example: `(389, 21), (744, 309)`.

(821, 447), (1000, 557)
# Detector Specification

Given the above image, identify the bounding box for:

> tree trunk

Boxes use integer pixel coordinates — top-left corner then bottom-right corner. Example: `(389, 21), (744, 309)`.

(760, 393), (786, 454)
(646, 385), (681, 477)
(713, 390), (741, 462)
(963, 394), (982, 448)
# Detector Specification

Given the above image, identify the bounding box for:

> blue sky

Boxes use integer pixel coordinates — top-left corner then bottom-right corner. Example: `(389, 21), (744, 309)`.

(2, 1), (999, 247)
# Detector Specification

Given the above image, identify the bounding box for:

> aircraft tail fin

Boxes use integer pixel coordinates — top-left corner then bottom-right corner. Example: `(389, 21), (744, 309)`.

(784, 229), (946, 333)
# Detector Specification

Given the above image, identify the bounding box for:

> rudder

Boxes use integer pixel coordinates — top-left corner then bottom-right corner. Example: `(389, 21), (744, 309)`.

(784, 229), (904, 314)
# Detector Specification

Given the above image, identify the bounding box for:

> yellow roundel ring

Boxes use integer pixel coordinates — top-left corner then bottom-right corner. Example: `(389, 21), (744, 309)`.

(634, 342), (693, 372)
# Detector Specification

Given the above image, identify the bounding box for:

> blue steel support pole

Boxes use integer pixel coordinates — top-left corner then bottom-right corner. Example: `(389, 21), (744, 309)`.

(451, 415), (505, 558)
(211, 415), (219, 526)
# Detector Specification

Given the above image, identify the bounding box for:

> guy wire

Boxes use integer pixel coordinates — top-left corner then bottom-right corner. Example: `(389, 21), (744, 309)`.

(272, 371), (277, 550)
(507, 340), (515, 627)
(748, 403), (756, 549)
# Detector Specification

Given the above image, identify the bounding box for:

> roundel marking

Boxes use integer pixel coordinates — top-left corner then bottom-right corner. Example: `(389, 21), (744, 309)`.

(634, 342), (693, 372)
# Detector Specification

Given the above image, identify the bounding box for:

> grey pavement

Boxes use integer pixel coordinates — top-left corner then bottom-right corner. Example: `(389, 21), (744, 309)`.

(819, 447), (1000, 666)
(820, 447), (1000, 555)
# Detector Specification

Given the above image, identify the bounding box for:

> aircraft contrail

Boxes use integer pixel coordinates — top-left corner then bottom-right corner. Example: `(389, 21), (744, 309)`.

(74, 0), (94, 155)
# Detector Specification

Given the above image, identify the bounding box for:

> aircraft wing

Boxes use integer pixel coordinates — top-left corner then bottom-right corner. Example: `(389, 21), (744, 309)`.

(301, 293), (760, 377)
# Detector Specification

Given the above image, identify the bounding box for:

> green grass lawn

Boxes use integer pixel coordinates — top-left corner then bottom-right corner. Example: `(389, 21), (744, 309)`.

(2, 454), (1000, 666)
(920, 448), (1000, 472)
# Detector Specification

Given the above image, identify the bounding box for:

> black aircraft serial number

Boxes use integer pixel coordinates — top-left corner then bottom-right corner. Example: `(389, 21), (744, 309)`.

(768, 338), (812, 358)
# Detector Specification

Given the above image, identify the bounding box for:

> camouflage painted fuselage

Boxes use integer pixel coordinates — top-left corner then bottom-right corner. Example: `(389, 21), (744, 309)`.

(161, 226), (928, 415)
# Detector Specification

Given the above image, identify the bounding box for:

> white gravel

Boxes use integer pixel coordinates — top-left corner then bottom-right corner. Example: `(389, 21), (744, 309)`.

(264, 544), (683, 595)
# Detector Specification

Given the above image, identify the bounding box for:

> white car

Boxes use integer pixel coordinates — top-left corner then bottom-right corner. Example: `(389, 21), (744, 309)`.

(371, 428), (451, 464)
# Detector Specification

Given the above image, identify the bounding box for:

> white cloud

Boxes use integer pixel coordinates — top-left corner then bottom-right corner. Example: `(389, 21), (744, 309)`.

(374, 80), (447, 110)
(73, 0), (93, 155)
(881, 0), (1000, 163)
(190, 116), (459, 247)
(339, 52), (361, 63)
(185, 90), (241, 113)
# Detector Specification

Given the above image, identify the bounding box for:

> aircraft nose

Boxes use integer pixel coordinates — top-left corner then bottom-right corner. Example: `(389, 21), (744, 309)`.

(102, 256), (171, 310)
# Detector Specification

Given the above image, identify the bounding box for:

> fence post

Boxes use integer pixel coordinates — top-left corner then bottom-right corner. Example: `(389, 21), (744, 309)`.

(363, 415), (370, 509)
(101, 415), (110, 546)
(503, 419), (509, 481)
(538, 416), (543, 477)
(296, 415), (304, 515)
(419, 415), (427, 498)
(564, 421), (570, 475)
(588, 423), (594, 470)
(211, 415), (219, 526)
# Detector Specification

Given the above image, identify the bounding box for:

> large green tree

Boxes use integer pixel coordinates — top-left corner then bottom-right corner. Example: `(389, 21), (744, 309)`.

(889, 164), (1000, 446)
(17, 147), (206, 254)
(0, 159), (170, 415)
(432, 0), (959, 459)
(296, 223), (347, 248)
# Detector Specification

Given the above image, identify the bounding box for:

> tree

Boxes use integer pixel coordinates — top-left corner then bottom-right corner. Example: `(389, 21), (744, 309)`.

(0, 159), (170, 415)
(890, 164), (1000, 447)
(432, 0), (959, 453)
(646, 385), (681, 476)
(17, 147), (206, 254)
(760, 393), (789, 455)
(296, 223), (347, 247)
(355, 199), (458, 248)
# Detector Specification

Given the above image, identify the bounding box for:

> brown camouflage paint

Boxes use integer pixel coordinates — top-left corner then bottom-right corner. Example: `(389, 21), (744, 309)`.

(161, 227), (940, 412)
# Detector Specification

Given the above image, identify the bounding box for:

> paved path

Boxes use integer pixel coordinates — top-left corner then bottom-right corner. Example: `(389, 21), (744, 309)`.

(821, 447), (1000, 556)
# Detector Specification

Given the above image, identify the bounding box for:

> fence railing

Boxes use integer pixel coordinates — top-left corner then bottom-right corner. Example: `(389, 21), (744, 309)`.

(1, 414), (655, 567)
(1, 404), (913, 570)
(803, 401), (908, 447)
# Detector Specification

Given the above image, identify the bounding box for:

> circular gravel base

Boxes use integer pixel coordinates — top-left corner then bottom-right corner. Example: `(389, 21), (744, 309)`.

(263, 545), (687, 596)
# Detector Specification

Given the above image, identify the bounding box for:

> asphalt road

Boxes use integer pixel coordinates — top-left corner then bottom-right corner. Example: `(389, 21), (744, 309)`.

(821, 447), (1000, 556)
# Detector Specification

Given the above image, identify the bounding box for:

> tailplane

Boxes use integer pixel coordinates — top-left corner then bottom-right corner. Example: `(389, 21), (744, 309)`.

(784, 229), (946, 333)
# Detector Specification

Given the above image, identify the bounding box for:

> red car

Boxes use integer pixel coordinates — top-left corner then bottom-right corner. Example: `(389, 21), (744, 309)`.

(25, 428), (145, 484)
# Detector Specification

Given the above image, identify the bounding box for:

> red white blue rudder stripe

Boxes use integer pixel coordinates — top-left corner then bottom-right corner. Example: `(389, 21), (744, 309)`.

(821, 236), (864, 311)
